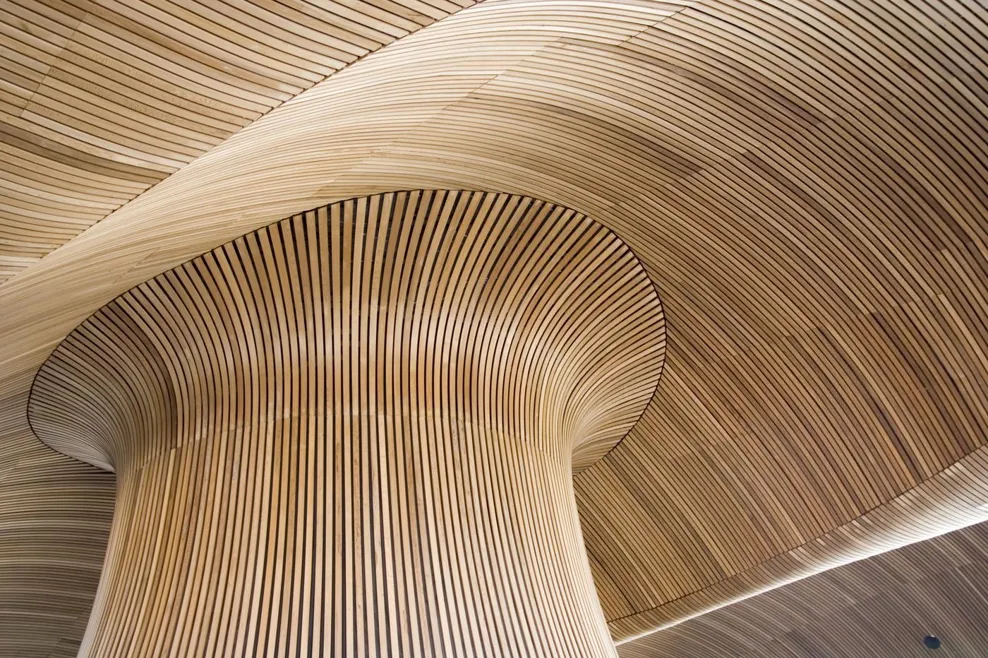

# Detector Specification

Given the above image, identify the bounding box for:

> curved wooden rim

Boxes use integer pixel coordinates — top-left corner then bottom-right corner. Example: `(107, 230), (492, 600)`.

(25, 189), (668, 473)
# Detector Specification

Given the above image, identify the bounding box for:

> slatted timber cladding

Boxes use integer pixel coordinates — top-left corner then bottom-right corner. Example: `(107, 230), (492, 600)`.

(2, 0), (988, 653)
(0, 0), (475, 283)
(619, 521), (988, 658)
(28, 190), (666, 657)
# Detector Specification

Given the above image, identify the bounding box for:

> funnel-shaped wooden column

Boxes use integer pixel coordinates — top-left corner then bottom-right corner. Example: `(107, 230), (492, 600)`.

(30, 191), (665, 657)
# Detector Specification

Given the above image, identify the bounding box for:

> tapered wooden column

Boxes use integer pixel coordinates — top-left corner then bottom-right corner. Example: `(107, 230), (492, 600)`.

(29, 190), (665, 657)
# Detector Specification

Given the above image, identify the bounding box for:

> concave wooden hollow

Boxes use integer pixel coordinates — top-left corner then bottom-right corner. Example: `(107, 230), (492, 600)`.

(29, 190), (665, 657)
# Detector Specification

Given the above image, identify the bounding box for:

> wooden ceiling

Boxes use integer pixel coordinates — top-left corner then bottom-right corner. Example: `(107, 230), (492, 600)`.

(2, 0), (988, 656)
(0, 420), (113, 658)
(618, 521), (988, 658)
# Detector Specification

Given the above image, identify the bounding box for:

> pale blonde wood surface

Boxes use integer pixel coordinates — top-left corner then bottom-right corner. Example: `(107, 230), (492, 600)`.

(29, 190), (665, 657)
(0, 0), (987, 654)
(0, 0), (474, 283)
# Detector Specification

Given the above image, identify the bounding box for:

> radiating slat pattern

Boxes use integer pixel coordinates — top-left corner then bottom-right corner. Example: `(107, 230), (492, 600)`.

(1, 0), (988, 654)
(0, 0), (475, 284)
(619, 521), (988, 658)
(28, 190), (666, 657)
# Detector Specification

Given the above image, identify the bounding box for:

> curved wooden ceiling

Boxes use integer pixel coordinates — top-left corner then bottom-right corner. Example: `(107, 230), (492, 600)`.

(0, 435), (112, 658)
(618, 522), (988, 657)
(2, 0), (988, 656)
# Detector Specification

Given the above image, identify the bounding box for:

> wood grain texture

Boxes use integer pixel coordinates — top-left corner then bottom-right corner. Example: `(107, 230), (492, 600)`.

(0, 0), (474, 283)
(1, 0), (988, 653)
(29, 190), (666, 657)
(619, 521), (988, 658)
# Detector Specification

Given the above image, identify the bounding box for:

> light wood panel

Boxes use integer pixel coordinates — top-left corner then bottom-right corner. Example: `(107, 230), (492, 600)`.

(619, 521), (988, 657)
(29, 190), (666, 657)
(0, 0), (474, 283)
(1, 0), (988, 653)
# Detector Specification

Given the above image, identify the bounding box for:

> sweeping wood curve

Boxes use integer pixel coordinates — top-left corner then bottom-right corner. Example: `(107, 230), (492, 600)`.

(28, 190), (666, 657)
(3, 0), (988, 655)
(0, 0), (475, 283)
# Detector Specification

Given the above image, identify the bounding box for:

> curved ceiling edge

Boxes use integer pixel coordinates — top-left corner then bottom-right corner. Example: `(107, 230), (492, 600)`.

(617, 519), (988, 656)
(27, 189), (667, 475)
(611, 443), (988, 643)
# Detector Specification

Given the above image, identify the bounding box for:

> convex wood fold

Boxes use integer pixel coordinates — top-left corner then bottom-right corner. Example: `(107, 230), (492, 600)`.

(29, 190), (666, 657)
